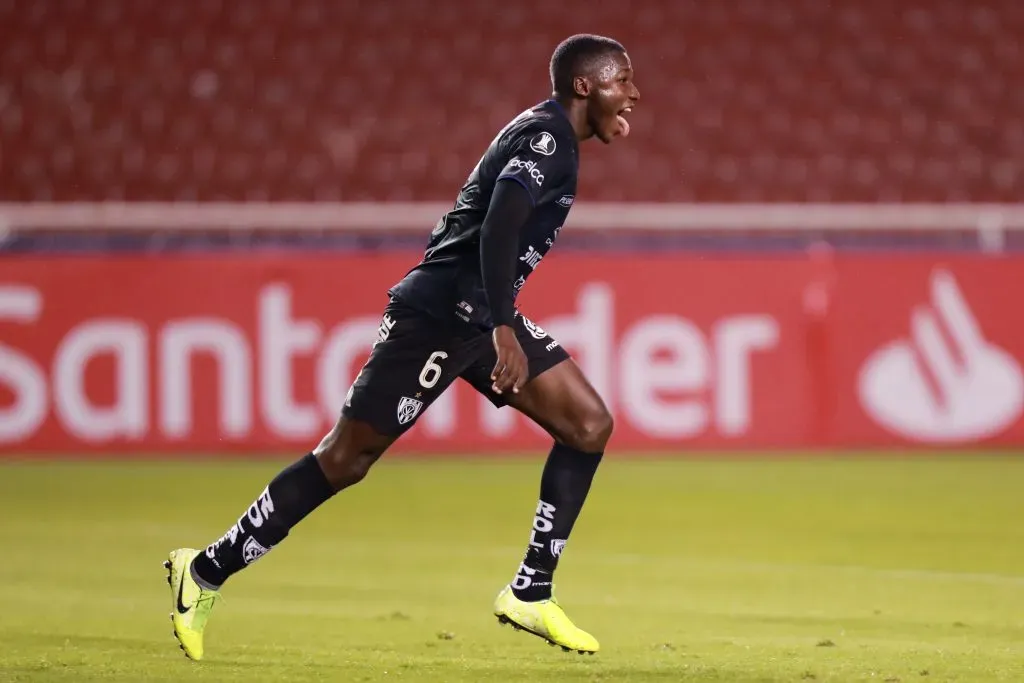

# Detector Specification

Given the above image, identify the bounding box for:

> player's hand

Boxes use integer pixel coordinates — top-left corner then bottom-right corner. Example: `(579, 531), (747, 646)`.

(491, 325), (528, 395)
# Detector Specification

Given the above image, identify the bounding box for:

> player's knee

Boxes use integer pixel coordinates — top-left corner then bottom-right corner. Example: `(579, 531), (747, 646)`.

(315, 444), (381, 490)
(312, 419), (391, 490)
(562, 404), (614, 453)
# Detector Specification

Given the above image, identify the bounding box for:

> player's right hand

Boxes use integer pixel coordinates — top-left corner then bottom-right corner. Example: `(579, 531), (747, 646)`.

(491, 325), (528, 395)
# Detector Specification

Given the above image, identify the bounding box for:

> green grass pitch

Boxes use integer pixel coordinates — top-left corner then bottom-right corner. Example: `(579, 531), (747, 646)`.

(1, 454), (1023, 682)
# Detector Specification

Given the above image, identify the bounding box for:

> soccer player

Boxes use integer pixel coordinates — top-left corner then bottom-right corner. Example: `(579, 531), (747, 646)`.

(165, 33), (639, 660)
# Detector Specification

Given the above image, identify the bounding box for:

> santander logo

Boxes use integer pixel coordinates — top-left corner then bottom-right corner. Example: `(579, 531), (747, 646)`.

(858, 269), (1024, 443)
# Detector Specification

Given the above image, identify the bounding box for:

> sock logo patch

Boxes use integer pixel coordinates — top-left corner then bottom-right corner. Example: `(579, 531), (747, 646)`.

(514, 499), (560, 594)
(245, 487), (275, 528)
(512, 562), (544, 590)
(242, 536), (269, 565)
(527, 500), (556, 550)
(551, 539), (566, 557)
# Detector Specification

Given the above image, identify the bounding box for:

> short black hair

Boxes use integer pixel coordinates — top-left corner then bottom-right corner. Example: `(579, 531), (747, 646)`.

(549, 34), (626, 97)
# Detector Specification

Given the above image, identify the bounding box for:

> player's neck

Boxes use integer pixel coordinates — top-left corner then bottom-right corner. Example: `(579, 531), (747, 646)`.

(551, 95), (592, 142)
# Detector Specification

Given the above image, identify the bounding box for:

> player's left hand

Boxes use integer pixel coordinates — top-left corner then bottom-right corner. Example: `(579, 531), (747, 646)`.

(491, 325), (529, 395)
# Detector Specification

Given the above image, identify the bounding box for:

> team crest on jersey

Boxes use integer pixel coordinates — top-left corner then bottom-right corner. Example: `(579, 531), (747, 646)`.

(397, 396), (424, 425)
(530, 132), (557, 156)
(520, 315), (549, 340)
(557, 195), (574, 207)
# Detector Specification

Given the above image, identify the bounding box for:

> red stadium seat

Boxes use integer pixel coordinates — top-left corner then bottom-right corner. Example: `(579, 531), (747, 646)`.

(1, 0), (1021, 202)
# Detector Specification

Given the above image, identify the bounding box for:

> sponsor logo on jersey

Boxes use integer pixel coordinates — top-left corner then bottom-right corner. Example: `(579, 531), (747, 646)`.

(508, 157), (545, 187)
(376, 313), (395, 346)
(519, 245), (543, 269)
(557, 195), (574, 207)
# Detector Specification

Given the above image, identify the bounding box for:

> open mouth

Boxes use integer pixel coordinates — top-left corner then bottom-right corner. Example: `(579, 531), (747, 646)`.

(616, 106), (633, 137)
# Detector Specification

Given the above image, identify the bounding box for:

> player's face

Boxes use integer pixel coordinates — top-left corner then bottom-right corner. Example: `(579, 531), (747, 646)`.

(586, 51), (639, 144)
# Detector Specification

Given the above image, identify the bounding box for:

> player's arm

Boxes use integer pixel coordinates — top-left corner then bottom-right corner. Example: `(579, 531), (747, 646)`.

(480, 178), (533, 395)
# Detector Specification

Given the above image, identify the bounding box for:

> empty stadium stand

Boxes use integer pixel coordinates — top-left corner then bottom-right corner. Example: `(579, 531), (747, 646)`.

(1, 0), (1021, 202)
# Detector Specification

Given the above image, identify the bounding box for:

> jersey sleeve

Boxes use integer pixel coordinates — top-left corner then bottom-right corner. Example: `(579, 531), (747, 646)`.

(496, 127), (574, 206)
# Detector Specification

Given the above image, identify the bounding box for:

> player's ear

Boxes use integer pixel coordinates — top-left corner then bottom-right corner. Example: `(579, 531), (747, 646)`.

(572, 75), (590, 98)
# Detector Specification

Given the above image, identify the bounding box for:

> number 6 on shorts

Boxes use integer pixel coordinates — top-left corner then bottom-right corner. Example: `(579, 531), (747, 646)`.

(418, 351), (448, 389)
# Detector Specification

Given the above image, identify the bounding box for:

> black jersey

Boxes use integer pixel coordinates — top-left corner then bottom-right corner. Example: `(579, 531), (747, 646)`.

(388, 99), (579, 330)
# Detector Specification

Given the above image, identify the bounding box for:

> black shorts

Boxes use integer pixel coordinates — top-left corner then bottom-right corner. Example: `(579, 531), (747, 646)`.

(341, 298), (570, 436)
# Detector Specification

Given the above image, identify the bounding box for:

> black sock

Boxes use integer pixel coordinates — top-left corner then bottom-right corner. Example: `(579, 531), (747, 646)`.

(190, 453), (335, 589)
(511, 443), (603, 602)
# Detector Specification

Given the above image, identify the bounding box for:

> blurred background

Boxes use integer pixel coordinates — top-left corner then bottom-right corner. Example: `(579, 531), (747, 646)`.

(2, 0), (1023, 204)
(1, 0), (1022, 453)
(2, 3), (1024, 681)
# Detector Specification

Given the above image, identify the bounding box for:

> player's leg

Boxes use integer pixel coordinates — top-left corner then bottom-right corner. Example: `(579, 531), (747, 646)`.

(165, 300), (468, 661)
(183, 417), (399, 594)
(164, 414), (395, 661)
(461, 314), (611, 653)
(492, 357), (610, 654)
(503, 356), (612, 593)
